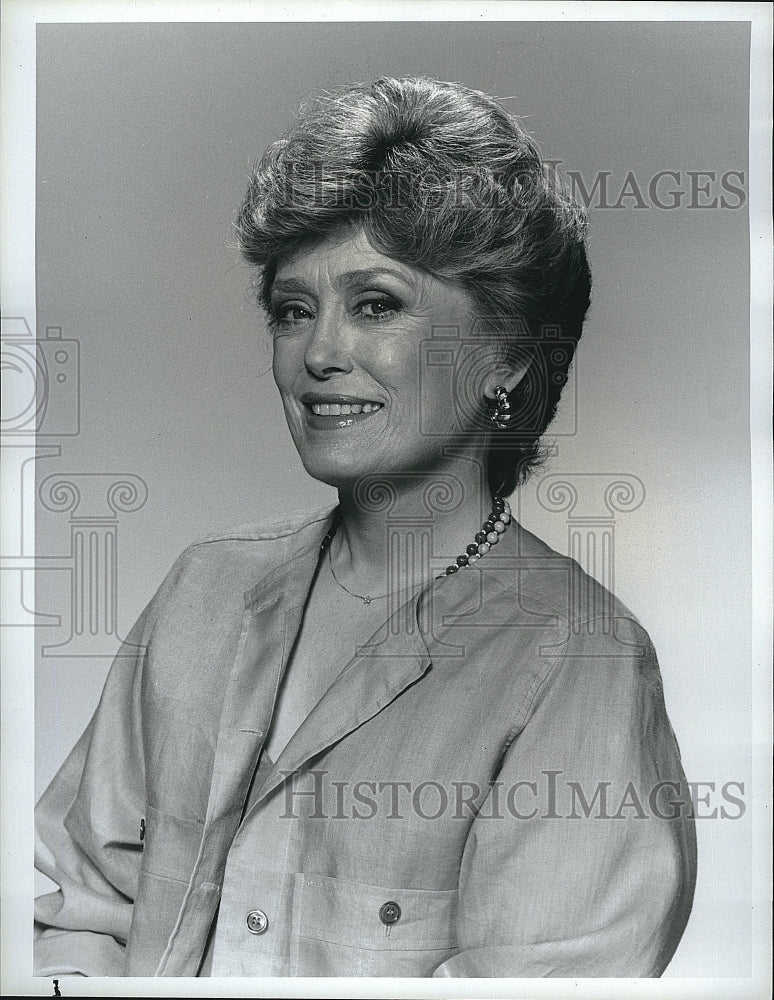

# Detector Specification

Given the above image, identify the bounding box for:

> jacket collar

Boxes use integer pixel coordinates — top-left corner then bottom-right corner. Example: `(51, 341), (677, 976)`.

(241, 505), (338, 611)
(246, 508), (434, 807)
(207, 505), (547, 823)
(205, 507), (433, 824)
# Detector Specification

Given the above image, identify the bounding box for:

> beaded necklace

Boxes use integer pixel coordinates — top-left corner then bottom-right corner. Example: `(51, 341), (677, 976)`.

(320, 495), (511, 604)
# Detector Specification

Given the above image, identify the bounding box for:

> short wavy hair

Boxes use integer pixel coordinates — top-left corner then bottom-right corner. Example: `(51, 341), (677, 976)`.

(236, 76), (591, 494)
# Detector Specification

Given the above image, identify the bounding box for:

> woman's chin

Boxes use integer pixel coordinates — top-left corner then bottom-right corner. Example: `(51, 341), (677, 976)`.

(298, 454), (376, 492)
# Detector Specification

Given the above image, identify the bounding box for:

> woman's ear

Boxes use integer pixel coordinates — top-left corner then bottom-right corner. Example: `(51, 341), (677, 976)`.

(482, 355), (533, 399)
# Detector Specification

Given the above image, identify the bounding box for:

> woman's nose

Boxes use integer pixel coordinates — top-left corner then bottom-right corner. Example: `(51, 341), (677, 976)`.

(303, 310), (354, 379)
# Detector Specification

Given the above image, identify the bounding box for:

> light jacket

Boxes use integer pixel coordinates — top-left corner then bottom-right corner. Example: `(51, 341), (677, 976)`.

(34, 504), (696, 977)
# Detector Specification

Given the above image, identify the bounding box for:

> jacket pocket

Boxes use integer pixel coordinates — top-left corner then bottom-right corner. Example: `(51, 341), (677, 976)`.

(125, 805), (205, 975)
(290, 873), (458, 976)
(140, 803), (203, 882)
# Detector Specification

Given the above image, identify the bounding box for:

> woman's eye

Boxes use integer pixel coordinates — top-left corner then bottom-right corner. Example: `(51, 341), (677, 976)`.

(357, 296), (400, 321)
(272, 303), (313, 325)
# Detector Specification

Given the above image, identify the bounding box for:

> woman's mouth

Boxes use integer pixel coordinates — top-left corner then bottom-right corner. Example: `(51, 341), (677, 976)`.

(302, 398), (384, 428)
(308, 401), (382, 416)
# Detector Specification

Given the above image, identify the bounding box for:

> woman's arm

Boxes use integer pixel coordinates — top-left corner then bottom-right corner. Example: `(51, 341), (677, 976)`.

(34, 616), (148, 976)
(432, 616), (697, 978)
(34, 550), (192, 977)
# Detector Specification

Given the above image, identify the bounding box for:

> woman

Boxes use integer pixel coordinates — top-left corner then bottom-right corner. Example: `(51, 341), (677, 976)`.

(34, 77), (696, 978)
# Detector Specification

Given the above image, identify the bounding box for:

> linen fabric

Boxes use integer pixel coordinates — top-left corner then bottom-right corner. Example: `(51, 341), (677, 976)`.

(34, 505), (696, 977)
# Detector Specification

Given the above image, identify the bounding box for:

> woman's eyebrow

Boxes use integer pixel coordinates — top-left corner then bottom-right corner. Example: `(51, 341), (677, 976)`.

(271, 266), (418, 298)
(270, 277), (313, 297)
(335, 267), (417, 290)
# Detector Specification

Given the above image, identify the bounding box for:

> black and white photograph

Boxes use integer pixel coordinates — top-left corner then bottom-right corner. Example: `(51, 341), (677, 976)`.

(1, 2), (771, 997)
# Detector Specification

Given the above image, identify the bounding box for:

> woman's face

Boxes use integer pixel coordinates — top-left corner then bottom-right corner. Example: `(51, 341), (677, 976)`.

(269, 227), (490, 490)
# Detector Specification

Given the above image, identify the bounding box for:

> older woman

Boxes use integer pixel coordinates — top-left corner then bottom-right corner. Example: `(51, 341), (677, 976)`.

(34, 77), (696, 978)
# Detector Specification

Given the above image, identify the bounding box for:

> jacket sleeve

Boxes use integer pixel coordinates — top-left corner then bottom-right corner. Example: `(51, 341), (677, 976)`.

(34, 554), (189, 977)
(432, 617), (697, 978)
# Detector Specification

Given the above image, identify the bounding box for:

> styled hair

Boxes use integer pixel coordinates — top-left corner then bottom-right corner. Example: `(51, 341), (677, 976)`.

(236, 76), (591, 494)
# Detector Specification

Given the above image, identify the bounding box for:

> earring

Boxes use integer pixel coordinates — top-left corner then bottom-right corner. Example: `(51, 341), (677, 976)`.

(486, 385), (512, 429)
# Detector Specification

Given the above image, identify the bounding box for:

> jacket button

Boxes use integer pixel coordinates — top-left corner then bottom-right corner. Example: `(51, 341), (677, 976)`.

(379, 901), (401, 925)
(246, 909), (269, 934)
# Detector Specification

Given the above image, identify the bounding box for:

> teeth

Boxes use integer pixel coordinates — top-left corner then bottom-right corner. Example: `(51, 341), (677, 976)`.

(310, 402), (382, 416)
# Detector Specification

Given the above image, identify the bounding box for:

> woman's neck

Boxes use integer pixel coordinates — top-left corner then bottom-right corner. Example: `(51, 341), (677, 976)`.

(330, 464), (500, 598)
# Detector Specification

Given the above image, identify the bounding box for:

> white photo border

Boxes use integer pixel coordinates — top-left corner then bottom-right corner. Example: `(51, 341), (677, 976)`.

(1, 2), (771, 997)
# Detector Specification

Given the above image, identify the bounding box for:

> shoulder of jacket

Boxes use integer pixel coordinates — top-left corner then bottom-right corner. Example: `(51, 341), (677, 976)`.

(183, 503), (338, 549)
(486, 520), (646, 633)
(143, 503), (337, 621)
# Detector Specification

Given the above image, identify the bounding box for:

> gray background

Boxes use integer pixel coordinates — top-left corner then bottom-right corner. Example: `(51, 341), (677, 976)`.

(34, 21), (751, 976)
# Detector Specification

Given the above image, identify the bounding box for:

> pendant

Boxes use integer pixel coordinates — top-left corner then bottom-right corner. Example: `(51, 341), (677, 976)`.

(362, 595), (372, 605)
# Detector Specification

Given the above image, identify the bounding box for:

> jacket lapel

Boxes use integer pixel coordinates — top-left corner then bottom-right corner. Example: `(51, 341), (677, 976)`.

(249, 589), (432, 811)
(202, 530), (330, 830)
(203, 513), (537, 827)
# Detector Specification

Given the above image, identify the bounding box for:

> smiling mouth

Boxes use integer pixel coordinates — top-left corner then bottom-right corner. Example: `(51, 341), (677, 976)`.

(307, 401), (383, 416)
(301, 397), (385, 428)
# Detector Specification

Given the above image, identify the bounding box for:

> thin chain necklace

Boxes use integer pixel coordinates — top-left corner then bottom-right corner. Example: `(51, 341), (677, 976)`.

(321, 495), (512, 605)
(327, 546), (387, 605)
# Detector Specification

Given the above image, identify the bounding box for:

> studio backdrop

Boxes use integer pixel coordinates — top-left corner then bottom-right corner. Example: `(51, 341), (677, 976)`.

(26, 18), (752, 979)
